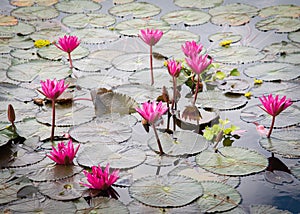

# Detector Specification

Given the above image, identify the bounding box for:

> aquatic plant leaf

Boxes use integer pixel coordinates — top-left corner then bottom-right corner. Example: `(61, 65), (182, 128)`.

(240, 103), (300, 128)
(30, 29), (65, 41)
(0, 41), (11, 54)
(155, 41), (187, 59)
(0, 15), (18, 26)
(62, 13), (116, 29)
(10, 0), (58, 7)
(112, 52), (164, 72)
(288, 31), (300, 43)
(115, 19), (170, 36)
(195, 147), (268, 176)
(89, 49), (125, 62)
(144, 151), (180, 167)
(36, 103), (95, 127)
(197, 181), (241, 213)
(208, 32), (242, 43)
(249, 204), (293, 214)
(0, 22), (35, 38)
(211, 13), (250, 26)
(195, 91), (248, 111)
(210, 46), (265, 64)
(38, 175), (85, 201)
(8, 149), (45, 168)
(290, 163), (300, 180)
(113, 0), (134, 4)
(159, 29), (200, 45)
(77, 143), (146, 169)
(11, 6), (59, 21)
(10, 49), (39, 60)
(78, 197), (129, 213)
(174, 0), (223, 9)
(217, 79), (250, 92)
(244, 62), (299, 81)
(0, 179), (29, 204)
(209, 3), (258, 17)
(264, 170), (293, 185)
(259, 5), (300, 18)
(259, 129), (300, 159)
(276, 52), (300, 64)
(55, 0), (101, 13)
(76, 74), (124, 90)
(72, 28), (119, 44)
(93, 113), (138, 128)
(73, 58), (111, 72)
(262, 41), (300, 62)
(0, 82), (37, 102)
(161, 9), (210, 26)
(148, 130), (209, 157)
(129, 175), (203, 208)
(69, 119), (132, 143)
(256, 17), (300, 33)
(7, 60), (70, 83)
(109, 2), (161, 18)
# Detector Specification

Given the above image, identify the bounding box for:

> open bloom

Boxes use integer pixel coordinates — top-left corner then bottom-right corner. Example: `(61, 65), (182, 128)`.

(80, 164), (119, 190)
(259, 94), (292, 117)
(167, 59), (182, 77)
(139, 29), (163, 46)
(54, 35), (80, 53)
(186, 53), (212, 75)
(39, 79), (68, 101)
(47, 139), (80, 165)
(182, 41), (203, 58)
(136, 101), (168, 125)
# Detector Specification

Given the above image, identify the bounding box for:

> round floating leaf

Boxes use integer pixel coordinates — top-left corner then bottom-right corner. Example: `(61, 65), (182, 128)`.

(7, 60), (70, 83)
(0, 15), (18, 26)
(144, 149), (180, 167)
(276, 52), (300, 64)
(290, 163), (300, 180)
(81, 197), (129, 213)
(69, 119), (132, 144)
(95, 113), (138, 128)
(264, 170), (293, 185)
(129, 175), (203, 208)
(9, 36), (34, 49)
(196, 147), (268, 176)
(36, 103), (95, 127)
(262, 41), (300, 61)
(288, 31), (300, 43)
(109, 2), (161, 18)
(72, 28), (119, 44)
(77, 143), (146, 169)
(0, 40), (11, 54)
(76, 74), (124, 90)
(210, 46), (265, 64)
(148, 130), (208, 157)
(159, 29), (200, 45)
(30, 29), (65, 41)
(10, 0), (58, 7)
(174, 0), (223, 9)
(256, 17), (300, 33)
(211, 13), (250, 26)
(208, 32), (242, 43)
(155, 41), (187, 59)
(259, 5), (300, 18)
(197, 181), (241, 213)
(195, 91), (248, 111)
(89, 49), (125, 62)
(8, 149), (45, 168)
(10, 49), (39, 60)
(113, 0), (134, 4)
(115, 19), (170, 36)
(62, 13), (115, 29)
(11, 6), (59, 21)
(0, 82), (37, 102)
(0, 179), (29, 204)
(209, 3), (258, 17)
(217, 79), (250, 92)
(249, 204), (293, 214)
(73, 58), (111, 72)
(38, 175), (85, 201)
(244, 62), (300, 81)
(259, 129), (300, 158)
(0, 22), (35, 38)
(112, 52), (164, 72)
(161, 9), (210, 26)
(55, 0), (101, 13)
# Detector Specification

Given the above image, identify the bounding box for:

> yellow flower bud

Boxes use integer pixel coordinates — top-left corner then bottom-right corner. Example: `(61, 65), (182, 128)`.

(219, 40), (232, 48)
(34, 39), (51, 48)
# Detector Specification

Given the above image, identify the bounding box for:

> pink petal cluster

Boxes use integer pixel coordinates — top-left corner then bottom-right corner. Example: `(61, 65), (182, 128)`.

(40, 78), (68, 100)
(139, 29), (163, 46)
(185, 53), (212, 75)
(54, 35), (80, 53)
(136, 101), (168, 125)
(182, 41), (203, 58)
(80, 164), (119, 190)
(167, 59), (182, 77)
(47, 139), (80, 165)
(259, 94), (292, 117)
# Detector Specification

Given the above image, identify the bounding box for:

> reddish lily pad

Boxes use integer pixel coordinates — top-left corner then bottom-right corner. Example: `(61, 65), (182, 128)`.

(259, 5), (300, 18)
(0, 15), (18, 26)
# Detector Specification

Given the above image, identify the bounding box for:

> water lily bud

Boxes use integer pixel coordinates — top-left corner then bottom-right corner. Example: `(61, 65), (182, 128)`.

(7, 104), (15, 124)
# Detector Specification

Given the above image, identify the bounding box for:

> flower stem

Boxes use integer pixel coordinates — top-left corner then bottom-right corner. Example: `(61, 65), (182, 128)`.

(152, 124), (164, 155)
(68, 52), (73, 69)
(193, 74), (200, 105)
(267, 116), (276, 138)
(149, 45), (154, 86)
(171, 76), (177, 110)
(51, 99), (56, 142)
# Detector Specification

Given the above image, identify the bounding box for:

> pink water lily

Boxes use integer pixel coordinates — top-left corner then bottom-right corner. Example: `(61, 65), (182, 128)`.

(182, 40), (203, 58)
(53, 35), (80, 69)
(258, 94), (292, 138)
(47, 139), (80, 165)
(80, 164), (119, 190)
(167, 59), (182, 110)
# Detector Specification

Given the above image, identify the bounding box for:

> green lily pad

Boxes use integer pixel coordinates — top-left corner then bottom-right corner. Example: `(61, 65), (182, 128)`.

(211, 13), (251, 26)
(161, 9), (210, 26)
(210, 46), (265, 64)
(240, 103), (300, 128)
(109, 2), (161, 18)
(288, 31), (300, 43)
(155, 41), (187, 59)
(197, 181), (241, 213)
(113, 0), (134, 4)
(8, 36), (34, 49)
(73, 58), (111, 72)
(69, 119), (132, 144)
(95, 113), (138, 128)
(89, 49), (125, 62)
(72, 28), (119, 44)
(259, 5), (300, 18)
(217, 78), (250, 92)
(148, 130), (208, 157)
(62, 13), (115, 29)
(209, 3), (258, 17)
(158, 29), (200, 45)
(290, 163), (300, 180)
(11, 6), (59, 21)
(115, 19), (170, 36)
(0, 22), (35, 38)
(174, 0), (223, 9)
(0, 40), (11, 54)
(249, 204), (293, 214)
(55, 0), (101, 14)
(0, 82), (37, 102)
(10, 49), (39, 61)
(208, 32), (242, 43)
(129, 175), (203, 208)
(262, 41), (300, 61)
(77, 143), (146, 169)
(30, 29), (65, 41)
(10, 0), (58, 7)
(244, 62), (300, 81)
(195, 91), (248, 111)
(144, 149), (180, 167)
(0, 178), (29, 204)
(276, 52), (300, 64)
(76, 74), (124, 90)
(79, 197), (129, 213)
(7, 148), (45, 168)
(7, 60), (70, 83)
(259, 129), (300, 158)
(195, 147), (268, 176)
(256, 17), (300, 33)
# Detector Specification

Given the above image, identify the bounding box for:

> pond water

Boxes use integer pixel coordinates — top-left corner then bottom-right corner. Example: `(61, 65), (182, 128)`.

(0, 0), (299, 213)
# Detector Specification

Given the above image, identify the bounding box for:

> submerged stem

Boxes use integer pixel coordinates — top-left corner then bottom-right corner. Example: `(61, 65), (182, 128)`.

(152, 124), (164, 155)
(267, 116), (276, 138)
(150, 45), (154, 86)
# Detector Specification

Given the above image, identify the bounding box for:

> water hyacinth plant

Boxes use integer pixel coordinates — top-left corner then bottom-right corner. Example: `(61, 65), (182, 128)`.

(139, 29), (163, 86)
(53, 35), (80, 69)
(136, 101), (168, 155)
(258, 94), (292, 138)
(47, 139), (80, 165)
(38, 78), (68, 142)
